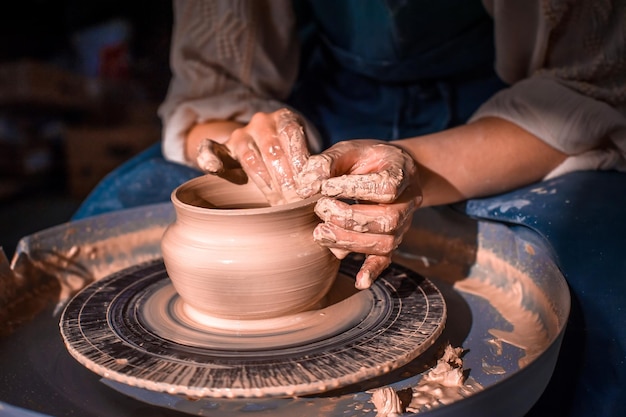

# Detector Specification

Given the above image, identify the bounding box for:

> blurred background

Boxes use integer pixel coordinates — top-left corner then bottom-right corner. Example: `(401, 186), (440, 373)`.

(0, 0), (173, 259)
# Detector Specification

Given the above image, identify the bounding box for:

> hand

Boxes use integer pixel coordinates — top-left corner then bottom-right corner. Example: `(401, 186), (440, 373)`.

(195, 109), (310, 206)
(297, 140), (423, 289)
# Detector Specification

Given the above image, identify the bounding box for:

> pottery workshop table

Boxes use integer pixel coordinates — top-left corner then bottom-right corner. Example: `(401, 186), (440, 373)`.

(0, 201), (570, 417)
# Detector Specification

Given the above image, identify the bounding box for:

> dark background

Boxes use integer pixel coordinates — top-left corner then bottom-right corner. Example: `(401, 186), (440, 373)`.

(0, 0), (174, 258)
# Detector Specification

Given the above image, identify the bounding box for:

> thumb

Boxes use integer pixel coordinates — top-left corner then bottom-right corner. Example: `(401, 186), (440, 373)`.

(296, 153), (334, 198)
(196, 138), (248, 185)
(295, 140), (369, 198)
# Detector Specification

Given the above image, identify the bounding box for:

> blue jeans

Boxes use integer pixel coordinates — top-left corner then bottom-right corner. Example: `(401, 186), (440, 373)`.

(72, 143), (201, 220)
(463, 170), (626, 417)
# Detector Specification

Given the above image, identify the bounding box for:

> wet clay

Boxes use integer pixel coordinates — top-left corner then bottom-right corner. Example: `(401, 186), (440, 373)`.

(140, 272), (368, 350)
(371, 345), (482, 415)
(161, 175), (340, 320)
(19, 226), (166, 310)
(407, 345), (481, 411)
(371, 387), (403, 417)
(454, 249), (554, 368)
(397, 223), (559, 370)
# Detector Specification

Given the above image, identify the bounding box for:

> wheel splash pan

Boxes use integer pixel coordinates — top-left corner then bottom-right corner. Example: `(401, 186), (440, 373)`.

(0, 203), (569, 417)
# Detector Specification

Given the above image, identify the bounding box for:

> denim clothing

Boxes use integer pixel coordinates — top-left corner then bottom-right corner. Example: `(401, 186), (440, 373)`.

(289, 0), (505, 146)
(76, 0), (503, 219)
(72, 143), (200, 220)
(462, 171), (626, 417)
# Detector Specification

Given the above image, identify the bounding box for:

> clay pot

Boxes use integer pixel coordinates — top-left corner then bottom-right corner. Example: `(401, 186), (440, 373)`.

(161, 175), (340, 320)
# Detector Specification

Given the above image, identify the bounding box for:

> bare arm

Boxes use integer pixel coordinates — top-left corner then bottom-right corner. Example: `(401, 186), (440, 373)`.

(297, 116), (567, 288)
(181, 111), (568, 289)
(396, 116), (568, 207)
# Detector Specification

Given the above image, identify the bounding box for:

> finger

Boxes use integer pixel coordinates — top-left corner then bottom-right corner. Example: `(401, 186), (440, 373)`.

(320, 169), (408, 203)
(297, 140), (371, 198)
(348, 143), (414, 203)
(249, 112), (301, 203)
(299, 142), (415, 203)
(312, 223), (402, 256)
(228, 131), (286, 205)
(275, 109), (310, 175)
(296, 153), (333, 198)
(314, 196), (417, 234)
(328, 247), (351, 260)
(255, 136), (300, 202)
(195, 139), (249, 185)
(196, 139), (226, 173)
(355, 254), (392, 289)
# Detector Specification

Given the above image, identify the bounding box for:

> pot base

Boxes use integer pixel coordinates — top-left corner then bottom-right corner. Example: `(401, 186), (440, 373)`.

(140, 276), (371, 349)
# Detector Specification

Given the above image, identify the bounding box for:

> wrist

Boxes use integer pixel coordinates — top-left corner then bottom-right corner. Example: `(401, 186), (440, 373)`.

(185, 120), (244, 165)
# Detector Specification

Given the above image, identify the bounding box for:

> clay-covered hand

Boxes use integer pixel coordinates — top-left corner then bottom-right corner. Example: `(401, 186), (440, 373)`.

(195, 109), (310, 206)
(297, 140), (422, 289)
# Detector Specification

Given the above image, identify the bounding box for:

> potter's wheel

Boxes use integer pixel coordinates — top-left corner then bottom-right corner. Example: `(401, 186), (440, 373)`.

(59, 255), (446, 398)
(2, 204), (571, 417)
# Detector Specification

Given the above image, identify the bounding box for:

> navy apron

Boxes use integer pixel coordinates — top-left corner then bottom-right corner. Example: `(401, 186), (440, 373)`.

(75, 0), (503, 218)
(289, 0), (505, 145)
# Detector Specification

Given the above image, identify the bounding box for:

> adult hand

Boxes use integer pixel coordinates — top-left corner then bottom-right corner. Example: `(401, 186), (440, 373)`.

(297, 140), (423, 289)
(194, 109), (310, 206)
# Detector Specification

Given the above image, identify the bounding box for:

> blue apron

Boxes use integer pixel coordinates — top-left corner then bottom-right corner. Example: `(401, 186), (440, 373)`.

(288, 0), (505, 145)
(75, 0), (504, 218)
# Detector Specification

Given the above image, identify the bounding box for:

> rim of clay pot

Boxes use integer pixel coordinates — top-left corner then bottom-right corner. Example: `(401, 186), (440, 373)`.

(172, 175), (320, 216)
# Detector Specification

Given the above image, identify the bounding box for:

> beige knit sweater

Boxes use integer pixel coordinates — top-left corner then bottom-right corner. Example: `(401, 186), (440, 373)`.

(158, 0), (626, 178)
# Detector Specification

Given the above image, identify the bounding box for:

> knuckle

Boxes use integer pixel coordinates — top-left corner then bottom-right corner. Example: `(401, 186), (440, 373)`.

(249, 112), (272, 125)
(229, 127), (249, 145)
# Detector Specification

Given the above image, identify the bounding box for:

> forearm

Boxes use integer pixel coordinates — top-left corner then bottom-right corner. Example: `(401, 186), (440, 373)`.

(184, 121), (244, 167)
(394, 117), (568, 207)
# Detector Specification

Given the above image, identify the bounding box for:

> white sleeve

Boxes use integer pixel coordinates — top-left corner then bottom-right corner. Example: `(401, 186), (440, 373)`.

(475, 0), (626, 178)
(158, 0), (322, 165)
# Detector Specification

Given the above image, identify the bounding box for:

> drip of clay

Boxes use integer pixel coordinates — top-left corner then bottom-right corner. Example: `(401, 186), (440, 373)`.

(371, 387), (403, 417)
(161, 175), (340, 320)
(371, 345), (482, 416)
